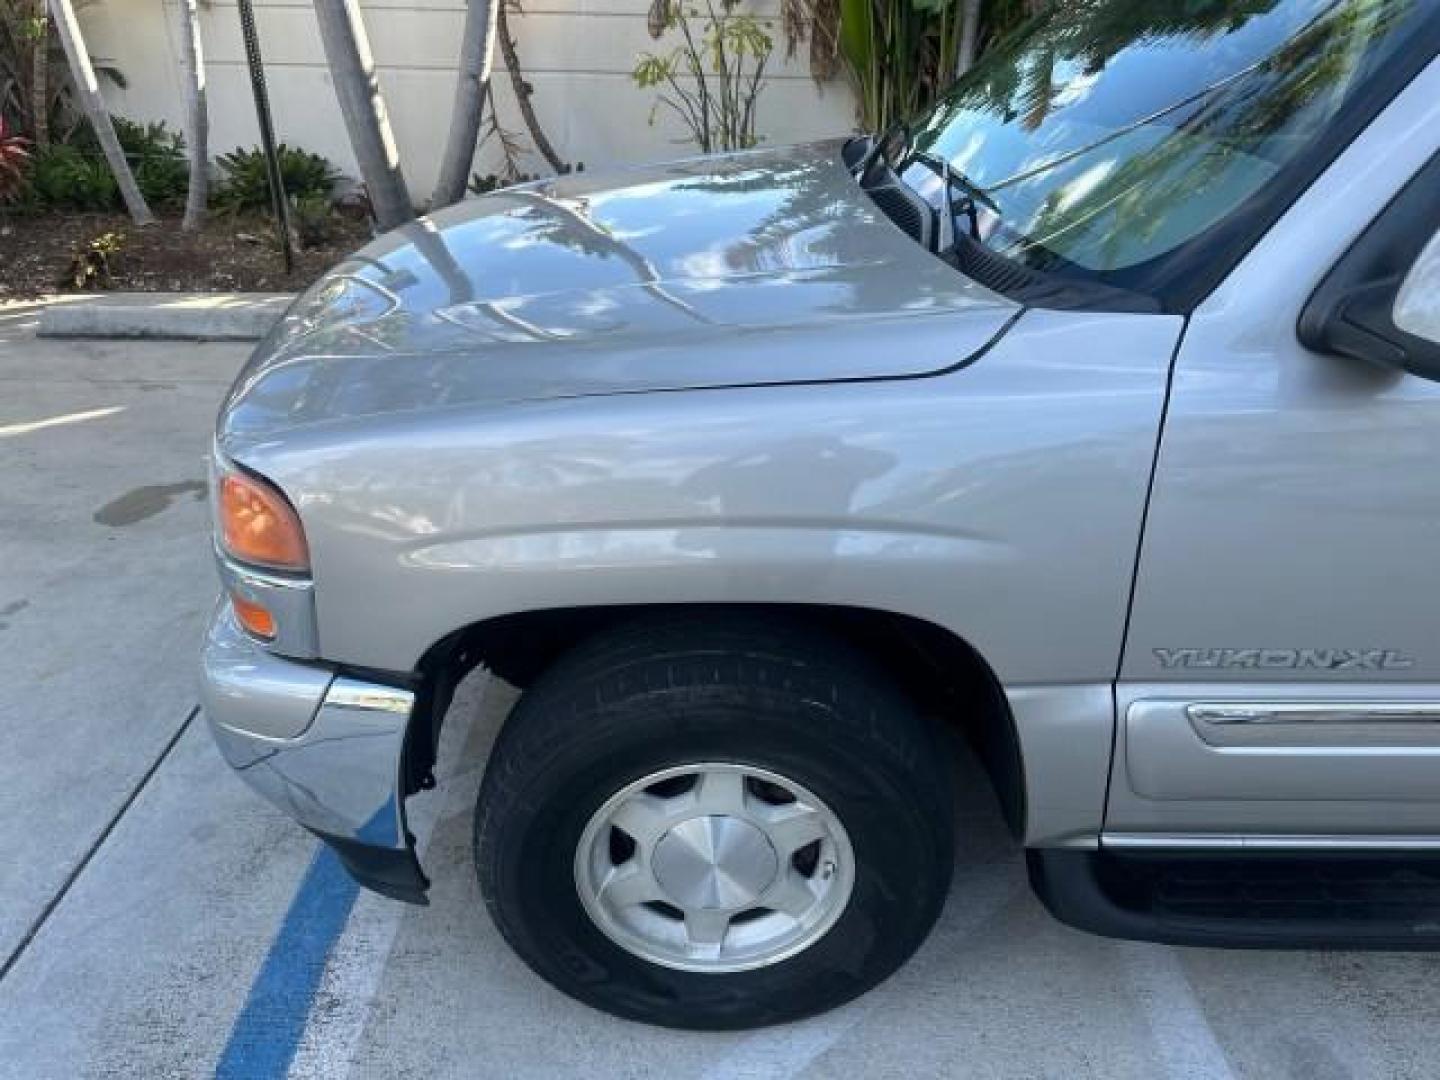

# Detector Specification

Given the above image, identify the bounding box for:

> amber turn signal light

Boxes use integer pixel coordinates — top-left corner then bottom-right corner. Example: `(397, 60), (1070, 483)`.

(219, 471), (310, 571)
(230, 592), (277, 640)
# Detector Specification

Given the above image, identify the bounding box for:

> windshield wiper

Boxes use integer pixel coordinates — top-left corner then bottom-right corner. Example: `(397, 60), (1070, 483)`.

(852, 127), (1000, 256)
(907, 150), (997, 252)
(852, 121), (911, 181)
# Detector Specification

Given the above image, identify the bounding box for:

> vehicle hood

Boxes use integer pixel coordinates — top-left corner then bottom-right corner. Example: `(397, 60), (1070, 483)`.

(219, 141), (1018, 446)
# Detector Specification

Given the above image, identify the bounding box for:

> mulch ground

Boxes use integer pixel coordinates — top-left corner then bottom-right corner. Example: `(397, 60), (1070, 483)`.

(0, 210), (373, 299)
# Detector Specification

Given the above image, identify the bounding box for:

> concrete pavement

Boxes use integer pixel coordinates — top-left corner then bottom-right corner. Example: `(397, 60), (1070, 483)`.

(4, 306), (1440, 1078)
(0, 302), (239, 966)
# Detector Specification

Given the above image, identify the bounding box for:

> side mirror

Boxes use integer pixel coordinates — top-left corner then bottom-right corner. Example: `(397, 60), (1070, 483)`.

(1394, 233), (1440, 346)
(1299, 154), (1440, 382)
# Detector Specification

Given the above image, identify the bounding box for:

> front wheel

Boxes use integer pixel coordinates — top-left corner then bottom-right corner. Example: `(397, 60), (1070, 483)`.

(473, 614), (955, 1029)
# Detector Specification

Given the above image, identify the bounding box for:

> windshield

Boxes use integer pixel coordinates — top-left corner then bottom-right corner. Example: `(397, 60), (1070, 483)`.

(901, 0), (1438, 302)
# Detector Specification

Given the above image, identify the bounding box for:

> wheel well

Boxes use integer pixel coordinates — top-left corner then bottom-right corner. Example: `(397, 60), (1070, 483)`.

(410, 604), (1025, 839)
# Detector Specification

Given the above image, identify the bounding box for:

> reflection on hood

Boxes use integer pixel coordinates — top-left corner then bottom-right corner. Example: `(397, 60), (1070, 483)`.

(220, 142), (1017, 444)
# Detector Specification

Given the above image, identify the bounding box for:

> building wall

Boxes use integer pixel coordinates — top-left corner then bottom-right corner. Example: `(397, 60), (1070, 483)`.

(81, 0), (859, 200)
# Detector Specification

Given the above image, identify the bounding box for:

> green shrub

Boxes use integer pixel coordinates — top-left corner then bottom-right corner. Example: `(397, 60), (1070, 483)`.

(214, 145), (339, 213)
(20, 122), (338, 217)
(110, 117), (180, 155)
(27, 117), (188, 210)
(67, 117), (189, 208)
(291, 192), (335, 248)
(134, 151), (189, 210)
(27, 144), (117, 210)
(118, 118), (188, 209)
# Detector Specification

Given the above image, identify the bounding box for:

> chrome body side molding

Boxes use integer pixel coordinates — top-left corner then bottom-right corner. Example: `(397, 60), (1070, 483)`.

(1103, 833), (1440, 851)
(1188, 702), (1440, 726)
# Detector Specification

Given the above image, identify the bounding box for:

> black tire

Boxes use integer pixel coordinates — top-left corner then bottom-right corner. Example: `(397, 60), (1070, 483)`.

(473, 611), (955, 1029)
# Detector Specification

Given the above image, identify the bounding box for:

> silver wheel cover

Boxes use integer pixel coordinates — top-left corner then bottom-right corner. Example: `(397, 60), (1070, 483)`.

(574, 762), (856, 973)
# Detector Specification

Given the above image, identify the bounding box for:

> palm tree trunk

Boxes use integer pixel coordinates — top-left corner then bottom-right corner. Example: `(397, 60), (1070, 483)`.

(47, 0), (153, 224)
(312, 0), (413, 230)
(32, 5), (49, 147)
(497, 0), (565, 173)
(430, 0), (497, 209)
(956, 0), (982, 76)
(175, 0), (208, 230)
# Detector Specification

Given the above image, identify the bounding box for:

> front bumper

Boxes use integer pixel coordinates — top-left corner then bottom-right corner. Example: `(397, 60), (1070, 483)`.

(199, 601), (430, 902)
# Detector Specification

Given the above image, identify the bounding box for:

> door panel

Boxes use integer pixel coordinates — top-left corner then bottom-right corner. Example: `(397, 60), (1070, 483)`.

(1126, 691), (1440, 802)
(1115, 62), (1440, 836)
(1110, 683), (1440, 836)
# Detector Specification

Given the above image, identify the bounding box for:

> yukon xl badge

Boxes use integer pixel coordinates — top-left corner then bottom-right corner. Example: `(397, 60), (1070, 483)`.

(1154, 648), (1415, 671)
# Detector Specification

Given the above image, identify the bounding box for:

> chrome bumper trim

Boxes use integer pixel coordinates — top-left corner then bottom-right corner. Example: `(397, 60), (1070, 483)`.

(202, 603), (417, 851)
(215, 547), (319, 659)
(1104, 833), (1440, 852)
(200, 601), (332, 740)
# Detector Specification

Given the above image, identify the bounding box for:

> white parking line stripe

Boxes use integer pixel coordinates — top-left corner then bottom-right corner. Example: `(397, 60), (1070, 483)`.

(285, 682), (487, 1080)
(1118, 944), (1235, 1080)
(699, 873), (1021, 1080)
(700, 1005), (872, 1080)
(0, 405), (125, 438)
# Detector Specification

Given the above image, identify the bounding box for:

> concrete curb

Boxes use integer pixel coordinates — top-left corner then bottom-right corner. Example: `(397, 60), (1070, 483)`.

(37, 292), (295, 342)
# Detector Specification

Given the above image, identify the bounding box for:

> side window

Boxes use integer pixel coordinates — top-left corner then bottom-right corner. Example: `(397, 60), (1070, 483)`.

(1395, 231), (1440, 346)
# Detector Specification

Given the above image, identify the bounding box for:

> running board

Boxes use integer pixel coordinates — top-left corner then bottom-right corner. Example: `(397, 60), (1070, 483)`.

(1029, 848), (1440, 950)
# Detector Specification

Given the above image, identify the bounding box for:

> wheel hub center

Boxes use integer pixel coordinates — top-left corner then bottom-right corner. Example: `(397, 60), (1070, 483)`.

(652, 815), (779, 910)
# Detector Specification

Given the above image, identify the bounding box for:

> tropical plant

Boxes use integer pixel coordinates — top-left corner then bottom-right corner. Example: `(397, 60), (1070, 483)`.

(2, 1), (51, 143)
(26, 141), (113, 207)
(0, 114), (30, 200)
(173, 0), (207, 229)
(0, 118), (28, 203)
(2, 0), (126, 149)
(1, 1), (46, 139)
(61, 228), (123, 289)
(27, 118), (187, 210)
(113, 118), (187, 207)
(311, 0), (413, 229)
(634, 0), (775, 153)
(213, 144), (340, 213)
(835, 0), (1040, 132)
(46, 0), (151, 223)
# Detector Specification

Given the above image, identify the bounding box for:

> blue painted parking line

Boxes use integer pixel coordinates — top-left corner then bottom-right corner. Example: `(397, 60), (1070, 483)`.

(214, 845), (359, 1080)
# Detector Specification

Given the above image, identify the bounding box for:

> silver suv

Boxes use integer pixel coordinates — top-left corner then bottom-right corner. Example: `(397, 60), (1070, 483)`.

(200, 0), (1440, 1029)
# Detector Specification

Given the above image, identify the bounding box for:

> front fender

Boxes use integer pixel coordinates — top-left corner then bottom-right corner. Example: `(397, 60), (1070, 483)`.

(239, 308), (1180, 684)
